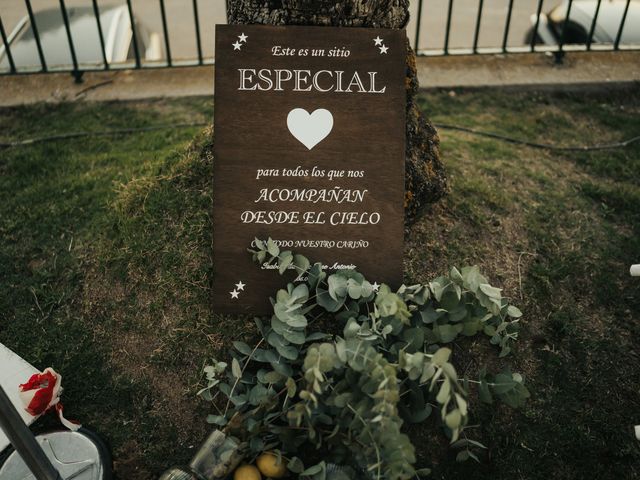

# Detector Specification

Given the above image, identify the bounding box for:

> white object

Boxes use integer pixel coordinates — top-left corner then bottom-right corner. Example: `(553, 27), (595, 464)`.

(287, 108), (334, 150)
(0, 343), (39, 452)
(0, 430), (106, 480)
(636, 425), (640, 441)
(530, 0), (640, 46)
(0, 5), (162, 71)
(630, 265), (640, 277)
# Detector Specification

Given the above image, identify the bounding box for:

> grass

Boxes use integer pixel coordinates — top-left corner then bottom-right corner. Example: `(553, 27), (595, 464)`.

(1, 88), (639, 479)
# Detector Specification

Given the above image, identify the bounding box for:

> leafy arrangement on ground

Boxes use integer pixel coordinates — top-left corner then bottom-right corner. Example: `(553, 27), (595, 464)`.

(200, 239), (529, 479)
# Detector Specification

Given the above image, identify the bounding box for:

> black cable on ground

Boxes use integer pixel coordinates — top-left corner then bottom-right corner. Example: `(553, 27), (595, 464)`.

(0, 122), (208, 149)
(0, 121), (638, 152)
(434, 123), (640, 152)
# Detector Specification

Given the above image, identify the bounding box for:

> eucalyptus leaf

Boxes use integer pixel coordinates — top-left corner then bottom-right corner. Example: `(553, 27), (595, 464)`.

(461, 319), (481, 336)
(306, 332), (331, 342)
(263, 370), (285, 384)
(267, 331), (287, 349)
(445, 409), (462, 430)
(436, 377), (451, 404)
(302, 462), (325, 476)
(279, 251), (293, 274)
(346, 278), (363, 299)
(456, 450), (470, 462)
(206, 414), (227, 426)
(307, 263), (326, 289)
(267, 238), (280, 257)
(431, 347), (451, 365)
(233, 341), (253, 356)
(288, 457), (305, 474)
(479, 283), (502, 299)
(286, 377), (297, 397)
(253, 348), (278, 363)
(291, 283), (309, 303)
(408, 404), (432, 423)
(420, 306), (441, 324)
(270, 360), (293, 377)
(283, 328), (306, 345)
(287, 316), (309, 329)
(437, 324), (461, 343)
(293, 254), (310, 274)
(250, 436), (265, 452)
(275, 342), (299, 360)
(231, 358), (242, 378)
(507, 305), (523, 318)
(328, 275), (348, 301)
(479, 378), (493, 404)
(249, 384), (269, 405)
(317, 285), (345, 312)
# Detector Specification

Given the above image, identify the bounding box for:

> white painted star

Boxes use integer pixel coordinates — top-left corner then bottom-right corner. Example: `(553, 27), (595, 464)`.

(371, 282), (380, 292)
(379, 45), (389, 54)
(232, 41), (242, 51)
(374, 36), (384, 46)
(238, 32), (248, 43)
(230, 289), (239, 299)
(235, 281), (246, 291)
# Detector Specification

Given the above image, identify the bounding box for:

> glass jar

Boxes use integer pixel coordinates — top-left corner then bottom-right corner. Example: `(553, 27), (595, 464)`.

(160, 430), (244, 480)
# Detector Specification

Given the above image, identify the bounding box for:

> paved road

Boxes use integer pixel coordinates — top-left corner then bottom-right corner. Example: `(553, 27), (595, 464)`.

(0, 0), (550, 69)
(408, 0), (545, 51)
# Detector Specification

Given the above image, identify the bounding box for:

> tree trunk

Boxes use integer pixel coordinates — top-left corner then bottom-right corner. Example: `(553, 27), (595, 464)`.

(225, 0), (448, 222)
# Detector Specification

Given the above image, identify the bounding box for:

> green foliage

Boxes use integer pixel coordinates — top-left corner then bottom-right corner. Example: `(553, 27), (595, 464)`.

(201, 240), (530, 479)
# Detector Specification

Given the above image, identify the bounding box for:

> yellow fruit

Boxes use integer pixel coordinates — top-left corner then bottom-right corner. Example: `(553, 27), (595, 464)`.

(234, 464), (261, 480)
(256, 452), (288, 478)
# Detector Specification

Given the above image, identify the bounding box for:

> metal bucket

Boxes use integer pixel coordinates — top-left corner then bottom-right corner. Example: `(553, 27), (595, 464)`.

(0, 429), (111, 480)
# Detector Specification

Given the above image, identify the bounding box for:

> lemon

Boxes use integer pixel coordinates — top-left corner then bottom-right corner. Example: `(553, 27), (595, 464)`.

(234, 464), (261, 480)
(256, 452), (288, 478)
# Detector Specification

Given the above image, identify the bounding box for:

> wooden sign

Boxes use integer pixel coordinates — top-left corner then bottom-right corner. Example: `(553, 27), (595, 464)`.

(213, 24), (406, 313)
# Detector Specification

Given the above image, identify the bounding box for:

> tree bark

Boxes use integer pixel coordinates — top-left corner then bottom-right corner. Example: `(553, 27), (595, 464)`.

(225, 0), (448, 222)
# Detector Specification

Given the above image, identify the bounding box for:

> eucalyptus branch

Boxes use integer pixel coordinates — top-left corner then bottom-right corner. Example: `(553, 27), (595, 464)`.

(202, 243), (529, 479)
(224, 338), (265, 416)
(347, 403), (382, 480)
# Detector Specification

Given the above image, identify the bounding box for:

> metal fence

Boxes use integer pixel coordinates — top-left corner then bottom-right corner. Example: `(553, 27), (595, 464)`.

(0, 0), (637, 81)
(410, 0), (637, 57)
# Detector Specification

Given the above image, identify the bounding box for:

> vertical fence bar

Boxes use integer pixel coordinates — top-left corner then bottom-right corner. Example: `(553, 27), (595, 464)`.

(614, 0), (631, 50)
(192, 0), (203, 64)
(126, 0), (141, 68)
(59, 0), (81, 81)
(530, 0), (544, 52)
(501, 0), (515, 52)
(414, 0), (423, 52)
(91, 0), (109, 69)
(557, 0), (574, 57)
(472, 0), (484, 53)
(159, 0), (172, 66)
(444, 0), (454, 55)
(24, 0), (47, 71)
(0, 16), (16, 73)
(586, 0), (602, 50)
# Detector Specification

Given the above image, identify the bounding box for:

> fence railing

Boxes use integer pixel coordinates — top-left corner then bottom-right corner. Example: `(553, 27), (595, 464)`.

(409, 0), (637, 58)
(0, 0), (637, 80)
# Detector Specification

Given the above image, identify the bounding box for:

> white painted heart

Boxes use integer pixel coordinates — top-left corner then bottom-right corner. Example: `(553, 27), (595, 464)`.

(286, 108), (334, 150)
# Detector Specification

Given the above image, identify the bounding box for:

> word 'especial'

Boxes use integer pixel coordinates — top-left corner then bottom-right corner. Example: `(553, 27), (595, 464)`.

(238, 69), (387, 94)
